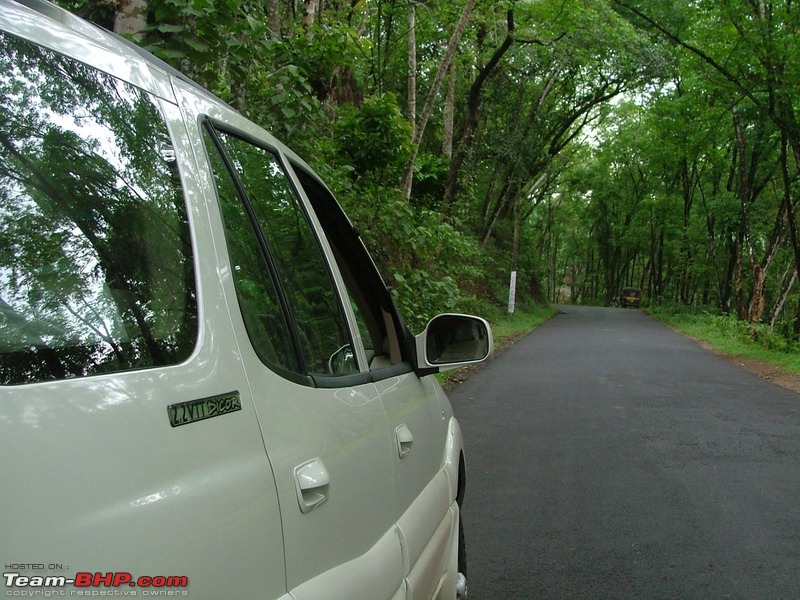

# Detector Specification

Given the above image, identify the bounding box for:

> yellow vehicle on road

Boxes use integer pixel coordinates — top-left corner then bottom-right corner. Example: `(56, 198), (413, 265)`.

(620, 287), (642, 308)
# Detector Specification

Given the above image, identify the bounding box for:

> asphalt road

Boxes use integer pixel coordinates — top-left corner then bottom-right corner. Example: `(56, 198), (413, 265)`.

(452, 305), (800, 600)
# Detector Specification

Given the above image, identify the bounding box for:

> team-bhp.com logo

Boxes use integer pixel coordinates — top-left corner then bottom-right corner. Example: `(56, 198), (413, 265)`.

(4, 572), (188, 596)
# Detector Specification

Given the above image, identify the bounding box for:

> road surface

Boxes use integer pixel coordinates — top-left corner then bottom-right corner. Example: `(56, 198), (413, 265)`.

(452, 305), (800, 599)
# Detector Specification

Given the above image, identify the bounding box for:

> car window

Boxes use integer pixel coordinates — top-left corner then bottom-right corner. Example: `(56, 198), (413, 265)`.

(291, 164), (409, 370)
(203, 125), (358, 378)
(202, 128), (301, 375)
(0, 32), (197, 385)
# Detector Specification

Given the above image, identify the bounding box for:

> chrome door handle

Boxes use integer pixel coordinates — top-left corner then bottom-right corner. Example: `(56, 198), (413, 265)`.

(396, 424), (414, 459)
(294, 457), (330, 513)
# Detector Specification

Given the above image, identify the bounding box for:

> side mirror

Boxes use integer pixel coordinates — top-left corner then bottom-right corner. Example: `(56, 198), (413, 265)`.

(415, 314), (493, 373)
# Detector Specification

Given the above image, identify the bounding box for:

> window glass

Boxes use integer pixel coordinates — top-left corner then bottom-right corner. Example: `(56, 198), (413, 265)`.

(206, 129), (356, 377)
(0, 33), (197, 385)
(203, 129), (300, 374)
(292, 166), (405, 370)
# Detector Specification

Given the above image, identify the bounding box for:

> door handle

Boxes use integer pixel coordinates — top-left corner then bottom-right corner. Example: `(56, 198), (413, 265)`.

(396, 424), (414, 459)
(294, 458), (330, 513)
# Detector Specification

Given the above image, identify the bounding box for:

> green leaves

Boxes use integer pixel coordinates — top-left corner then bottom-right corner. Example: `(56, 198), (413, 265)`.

(334, 93), (412, 177)
(55, 0), (676, 325)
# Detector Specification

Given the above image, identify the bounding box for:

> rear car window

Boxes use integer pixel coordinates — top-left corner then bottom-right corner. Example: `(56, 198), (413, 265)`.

(203, 125), (358, 379)
(0, 32), (197, 385)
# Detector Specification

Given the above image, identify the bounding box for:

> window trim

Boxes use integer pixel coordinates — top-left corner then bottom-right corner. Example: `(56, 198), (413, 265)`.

(203, 120), (309, 376)
(284, 160), (418, 383)
(202, 118), (365, 387)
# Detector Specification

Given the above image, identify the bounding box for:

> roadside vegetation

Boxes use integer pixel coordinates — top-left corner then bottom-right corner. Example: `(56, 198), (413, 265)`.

(489, 305), (558, 346)
(649, 305), (800, 378)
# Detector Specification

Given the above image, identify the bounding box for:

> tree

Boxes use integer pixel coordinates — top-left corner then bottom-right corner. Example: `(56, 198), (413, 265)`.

(400, 0), (476, 201)
(114, 0), (147, 37)
(604, 1), (800, 334)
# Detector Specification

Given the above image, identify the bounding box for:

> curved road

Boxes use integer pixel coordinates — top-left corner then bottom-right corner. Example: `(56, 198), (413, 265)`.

(452, 305), (800, 599)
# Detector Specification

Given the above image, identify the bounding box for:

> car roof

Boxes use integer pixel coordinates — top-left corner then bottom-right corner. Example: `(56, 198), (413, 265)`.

(8, 0), (221, 104)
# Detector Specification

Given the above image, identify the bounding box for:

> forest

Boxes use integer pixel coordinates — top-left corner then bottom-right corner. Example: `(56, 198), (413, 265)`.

(55, 0), (800, 340)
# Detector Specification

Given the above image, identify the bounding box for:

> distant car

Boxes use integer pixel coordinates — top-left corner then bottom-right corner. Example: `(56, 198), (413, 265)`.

(620, 287), (642, 308)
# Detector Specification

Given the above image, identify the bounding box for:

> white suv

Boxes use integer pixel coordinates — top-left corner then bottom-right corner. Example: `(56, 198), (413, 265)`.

(0, 1), (492, 598)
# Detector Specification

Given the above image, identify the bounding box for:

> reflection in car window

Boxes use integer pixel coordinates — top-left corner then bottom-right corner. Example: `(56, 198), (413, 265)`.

(203, 128), (300, 374)
(292, 165), (405, 369)
(205, 127), (357, 377)
(0, 33), (197, 385)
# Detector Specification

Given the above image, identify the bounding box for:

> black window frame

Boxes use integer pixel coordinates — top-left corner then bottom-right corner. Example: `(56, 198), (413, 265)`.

(287, 161), (417, 383)
(202, 119), (369, 388)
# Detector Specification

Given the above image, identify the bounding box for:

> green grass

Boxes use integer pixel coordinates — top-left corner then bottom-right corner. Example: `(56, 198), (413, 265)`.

(489, 304), (559, 345)
(648, 307), (800, 377)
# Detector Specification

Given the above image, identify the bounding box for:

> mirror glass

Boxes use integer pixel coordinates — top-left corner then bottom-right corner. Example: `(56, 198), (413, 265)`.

(426, 315), (490, 365)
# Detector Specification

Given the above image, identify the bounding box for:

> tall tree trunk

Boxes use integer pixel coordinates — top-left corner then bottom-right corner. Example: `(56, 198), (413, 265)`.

(441, 63), (456, 158)
(731, 106), (778, 326)
(114, 0), (147, 38)
(734, 232), (747, 320)
(440, 9), (515, 213)
(303, 0), (317, 29)
(407, 1), (416, 138)
(778, 134), (800, 336)
(769, 264), (796, 327)
(677, 158), (696, 304)
(481, 183), (511, 248)
(401, 0), (476, 201)
(749, 265), (767, 329)
(268, 0), (281, 39)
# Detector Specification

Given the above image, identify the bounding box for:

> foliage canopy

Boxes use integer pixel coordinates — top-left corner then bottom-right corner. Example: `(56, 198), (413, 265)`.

(59, 0), (800, 341)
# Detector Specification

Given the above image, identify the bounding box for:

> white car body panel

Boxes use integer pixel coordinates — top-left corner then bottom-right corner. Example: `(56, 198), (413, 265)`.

(0, 242), (288, 598)
(0, 1), (174, 101)
(172, 78), (400, 590)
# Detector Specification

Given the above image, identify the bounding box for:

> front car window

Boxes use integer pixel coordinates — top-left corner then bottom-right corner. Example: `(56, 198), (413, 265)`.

(291, 165), (411, 372)
(0, 33), (197, 385)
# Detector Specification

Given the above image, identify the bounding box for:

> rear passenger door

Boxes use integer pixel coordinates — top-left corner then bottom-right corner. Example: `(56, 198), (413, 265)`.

(0, 27), (286, 599)
(187, 101), (403, 599)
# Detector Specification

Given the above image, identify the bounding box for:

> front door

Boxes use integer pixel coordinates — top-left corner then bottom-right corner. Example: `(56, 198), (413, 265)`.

(288, 163), (455, 600)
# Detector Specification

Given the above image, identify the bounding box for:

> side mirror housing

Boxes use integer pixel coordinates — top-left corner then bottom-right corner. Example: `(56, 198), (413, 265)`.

(415, 313), (493, 373)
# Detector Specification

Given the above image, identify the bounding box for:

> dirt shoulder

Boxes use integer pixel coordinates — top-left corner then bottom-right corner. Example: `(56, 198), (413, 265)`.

(693, 339), (800, 394)
(441, 328), (531, 390)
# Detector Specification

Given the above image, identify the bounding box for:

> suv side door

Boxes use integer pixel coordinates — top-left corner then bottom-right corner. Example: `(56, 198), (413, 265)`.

(174, 82), (404, 599)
